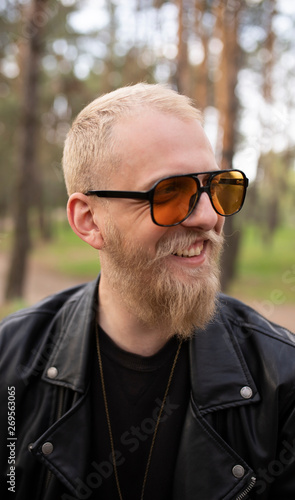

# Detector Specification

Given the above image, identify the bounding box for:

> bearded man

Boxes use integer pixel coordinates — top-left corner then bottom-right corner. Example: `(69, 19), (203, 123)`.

(1, 83), (295, 500)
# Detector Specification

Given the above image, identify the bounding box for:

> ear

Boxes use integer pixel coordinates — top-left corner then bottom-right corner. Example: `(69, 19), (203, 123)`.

(67, 193), (105, 250)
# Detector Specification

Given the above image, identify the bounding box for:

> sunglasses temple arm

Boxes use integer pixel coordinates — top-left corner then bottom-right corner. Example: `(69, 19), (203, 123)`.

(85, 190), (151, 200)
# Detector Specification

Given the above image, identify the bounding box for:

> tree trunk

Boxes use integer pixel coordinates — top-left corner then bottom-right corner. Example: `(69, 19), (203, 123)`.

(260, 0), (278, 243)
(193, 0), (209, 111)
(175, 0), (190, 95)
(214, 0), (242, 291)
(5, 0), (47, 300)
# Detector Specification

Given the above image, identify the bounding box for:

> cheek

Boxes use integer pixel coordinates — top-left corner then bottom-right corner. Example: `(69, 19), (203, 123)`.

(138, 226), (170, 257)
(109, 202), (152, 234)
(106, 201), (170, 252)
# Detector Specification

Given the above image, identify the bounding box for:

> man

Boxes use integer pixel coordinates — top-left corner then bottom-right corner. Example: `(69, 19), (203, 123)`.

(1, 83), (295, 500)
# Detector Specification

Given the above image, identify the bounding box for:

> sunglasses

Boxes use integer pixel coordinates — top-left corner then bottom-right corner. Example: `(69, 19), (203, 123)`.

(85, 169), (248, 227)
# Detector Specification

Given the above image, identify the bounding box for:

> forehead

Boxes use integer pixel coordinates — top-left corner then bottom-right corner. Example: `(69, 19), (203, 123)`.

(110, 110), (218, 189)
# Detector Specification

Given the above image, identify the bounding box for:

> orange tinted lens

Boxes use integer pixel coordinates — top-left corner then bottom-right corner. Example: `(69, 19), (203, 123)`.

(211, 171), (245, 215)
(153, 177), (197, 225)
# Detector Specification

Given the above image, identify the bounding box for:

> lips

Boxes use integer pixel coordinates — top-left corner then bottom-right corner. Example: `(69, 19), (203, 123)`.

(173, 241), (204, 257)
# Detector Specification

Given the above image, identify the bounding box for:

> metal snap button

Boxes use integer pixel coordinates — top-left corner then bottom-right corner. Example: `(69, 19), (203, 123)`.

(240, 386), (253, 399)
(232, 464), (245, 478)
(47, 366), (58, 379)
(42, 442), (54, 455)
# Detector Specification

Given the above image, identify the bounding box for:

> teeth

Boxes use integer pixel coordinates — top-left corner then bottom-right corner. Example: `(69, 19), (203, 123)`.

(175, 243), (203, 257)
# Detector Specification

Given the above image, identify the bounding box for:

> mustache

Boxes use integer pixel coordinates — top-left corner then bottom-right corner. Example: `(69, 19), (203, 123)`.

(154, 229), (224, 259)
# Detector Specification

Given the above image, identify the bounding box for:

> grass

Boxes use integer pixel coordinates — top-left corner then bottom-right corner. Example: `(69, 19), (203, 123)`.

(1, 221), (294, 320)
(228, 225), (295, 302)
(31, 220), (100, 278)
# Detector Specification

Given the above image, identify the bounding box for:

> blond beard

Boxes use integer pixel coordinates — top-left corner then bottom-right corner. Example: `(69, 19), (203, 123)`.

(101, 221), (224, 340)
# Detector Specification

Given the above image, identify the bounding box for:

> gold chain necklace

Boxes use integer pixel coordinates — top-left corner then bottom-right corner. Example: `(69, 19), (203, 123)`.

(95, 323), (182, 500)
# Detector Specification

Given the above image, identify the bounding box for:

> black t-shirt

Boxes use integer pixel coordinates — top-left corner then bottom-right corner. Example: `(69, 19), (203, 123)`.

(88, 326), (190, 499)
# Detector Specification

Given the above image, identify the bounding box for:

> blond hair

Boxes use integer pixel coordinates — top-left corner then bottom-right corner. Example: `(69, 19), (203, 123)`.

(62, 83), (203, 195)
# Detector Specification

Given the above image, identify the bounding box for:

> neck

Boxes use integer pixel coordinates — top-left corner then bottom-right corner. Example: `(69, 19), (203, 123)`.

(98, 274), (171, 356)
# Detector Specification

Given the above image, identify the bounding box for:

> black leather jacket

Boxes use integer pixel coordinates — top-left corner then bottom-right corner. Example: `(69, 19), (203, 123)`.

(1, 278), (295, 499)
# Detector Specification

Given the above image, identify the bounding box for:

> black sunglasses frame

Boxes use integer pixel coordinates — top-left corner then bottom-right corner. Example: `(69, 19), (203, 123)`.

(85, 169), (249, 227)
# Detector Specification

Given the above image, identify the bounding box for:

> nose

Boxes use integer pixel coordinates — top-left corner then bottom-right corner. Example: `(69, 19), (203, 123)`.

(181, 192), (221, 232)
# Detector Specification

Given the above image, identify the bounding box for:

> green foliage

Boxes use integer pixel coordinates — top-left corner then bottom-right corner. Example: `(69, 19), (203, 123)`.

(240, 159), (295, 245)
(31, 219), (100, 278)
(229, 224), (295, 302)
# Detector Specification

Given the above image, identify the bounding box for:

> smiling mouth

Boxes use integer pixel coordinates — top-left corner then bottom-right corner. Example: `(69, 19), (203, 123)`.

(173, 242), (204, 258)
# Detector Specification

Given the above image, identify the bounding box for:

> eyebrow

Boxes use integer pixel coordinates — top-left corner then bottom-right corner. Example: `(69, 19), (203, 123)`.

(136, 176), (162, 192)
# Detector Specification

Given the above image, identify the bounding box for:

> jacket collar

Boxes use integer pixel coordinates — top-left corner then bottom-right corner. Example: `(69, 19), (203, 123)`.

(42, 278), (99, 393)
(42, 280), (260, 409)
(189, 298), (260, 413)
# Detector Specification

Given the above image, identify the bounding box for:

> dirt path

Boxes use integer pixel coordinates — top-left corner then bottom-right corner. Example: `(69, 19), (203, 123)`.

(0, 253), (86, 306)
(0, 252), (294, 332)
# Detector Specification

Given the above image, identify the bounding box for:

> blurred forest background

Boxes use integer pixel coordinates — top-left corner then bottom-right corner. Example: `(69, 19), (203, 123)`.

(0, 0), (294, 327)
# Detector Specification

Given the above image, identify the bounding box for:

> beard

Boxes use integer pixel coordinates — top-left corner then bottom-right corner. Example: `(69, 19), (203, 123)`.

(101, 221), (224, 340)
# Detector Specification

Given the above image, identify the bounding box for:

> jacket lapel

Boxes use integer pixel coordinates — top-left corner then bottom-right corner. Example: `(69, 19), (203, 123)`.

(173, 399), (256, 500)
(41, 279), (98, 393)
(30, 280), (99, 495)
(30, 390), (92, 497)
(173, 305), (260, 499)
